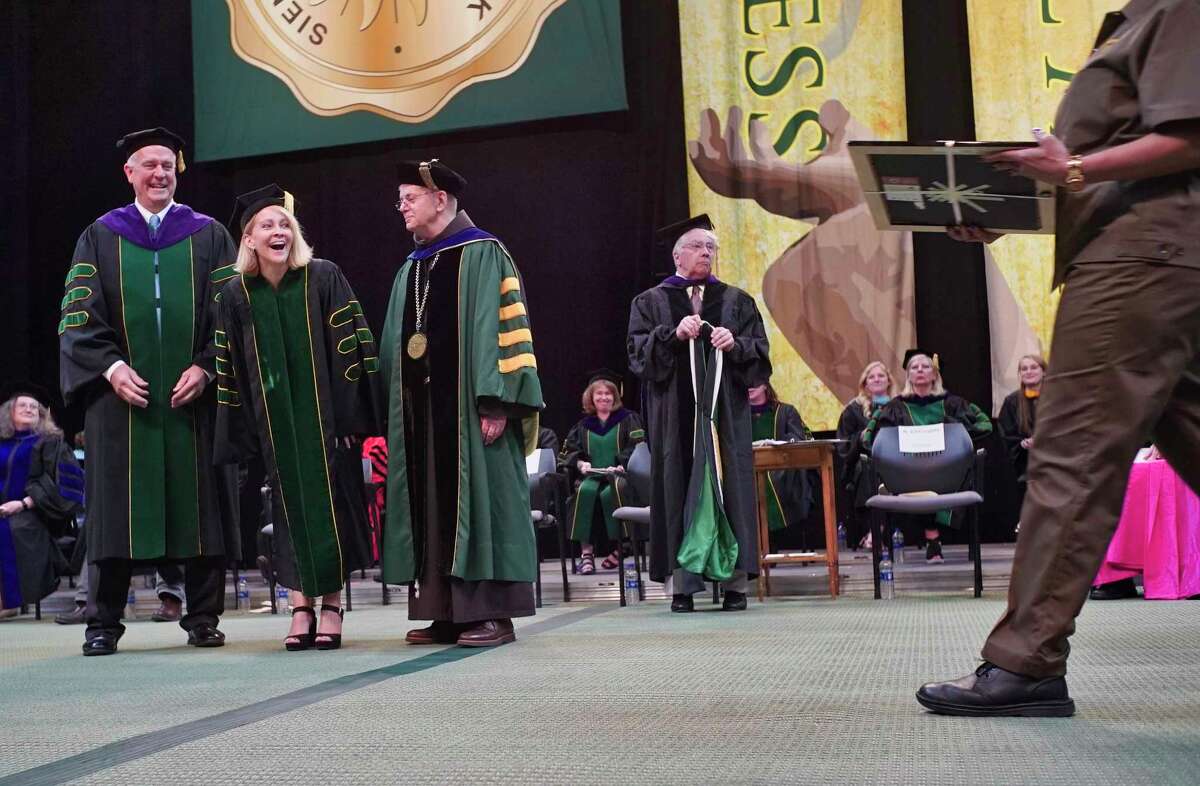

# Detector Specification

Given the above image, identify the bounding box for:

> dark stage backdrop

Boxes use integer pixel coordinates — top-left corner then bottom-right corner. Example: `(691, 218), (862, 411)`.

(0, 0), (1021, 542)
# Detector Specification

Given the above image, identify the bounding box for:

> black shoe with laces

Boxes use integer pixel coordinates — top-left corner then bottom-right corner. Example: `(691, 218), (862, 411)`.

(916, 662), (1075, 717)
(925, 540), (944, 563)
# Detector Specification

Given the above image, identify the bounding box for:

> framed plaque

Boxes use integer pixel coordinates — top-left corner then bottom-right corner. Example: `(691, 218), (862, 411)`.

(848, 141), (1056, 234)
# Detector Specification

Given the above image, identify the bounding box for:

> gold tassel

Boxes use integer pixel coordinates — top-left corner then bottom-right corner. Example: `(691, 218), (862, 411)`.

(283, 190), (295, 214)
(418, 158), (439, 190)
(176, 150), (186, 174)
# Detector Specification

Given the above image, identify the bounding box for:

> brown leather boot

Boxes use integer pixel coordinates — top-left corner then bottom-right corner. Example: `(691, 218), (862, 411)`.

(456, 618), (516, 647)
(405, 620), (461, 645)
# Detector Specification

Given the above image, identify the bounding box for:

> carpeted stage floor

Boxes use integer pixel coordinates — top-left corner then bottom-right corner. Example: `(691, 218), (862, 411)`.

(2, 548), (1198, 785)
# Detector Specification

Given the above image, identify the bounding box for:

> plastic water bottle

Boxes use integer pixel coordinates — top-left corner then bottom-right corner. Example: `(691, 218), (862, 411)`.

(836, 522), (847, 552)
(879, 558), (895, 600)
(124, 588), (137, 620)
(623, 556), (641, 604)
(276, 585), (290, 614)
(892, 527), (905, 563)
(237, 577), (249, 608)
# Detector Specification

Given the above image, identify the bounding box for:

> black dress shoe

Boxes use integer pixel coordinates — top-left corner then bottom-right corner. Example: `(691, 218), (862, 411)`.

(722, 590), (748, 611)
(916, 662), (1075, 717)
(82, 636), (118, 657)
(186, 624), (226, 648)
(56, 604), (87, 625)
(670, 594), (694, 613)
(1089, 577), (1139, 601)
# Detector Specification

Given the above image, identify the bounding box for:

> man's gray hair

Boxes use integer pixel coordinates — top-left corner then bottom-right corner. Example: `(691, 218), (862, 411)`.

(672, 228), (719, 257)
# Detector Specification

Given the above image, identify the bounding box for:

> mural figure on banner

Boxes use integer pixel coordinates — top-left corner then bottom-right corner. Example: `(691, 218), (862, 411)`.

(688, 101), (1041, 410)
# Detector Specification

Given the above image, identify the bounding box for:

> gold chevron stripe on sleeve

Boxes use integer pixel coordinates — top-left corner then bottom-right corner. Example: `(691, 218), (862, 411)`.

(499, 277), (520, 295)
(498, 302), (527, 321)
(498, 353), (537, 373)
(498, 328), (532, 347)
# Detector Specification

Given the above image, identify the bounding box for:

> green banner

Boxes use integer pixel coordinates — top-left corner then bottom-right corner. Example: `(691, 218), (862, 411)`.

(191, 0), (626, 161)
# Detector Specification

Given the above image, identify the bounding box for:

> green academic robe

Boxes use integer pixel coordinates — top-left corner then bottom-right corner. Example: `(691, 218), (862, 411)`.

(214, 259), (381, 597)
(59, 210), (240, 563)
(379, 223), (544, 586)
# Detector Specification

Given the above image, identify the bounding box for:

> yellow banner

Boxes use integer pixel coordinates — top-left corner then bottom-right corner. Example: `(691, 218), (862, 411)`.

(967, 0), (1122, 353)
(680, 0), (909, 430)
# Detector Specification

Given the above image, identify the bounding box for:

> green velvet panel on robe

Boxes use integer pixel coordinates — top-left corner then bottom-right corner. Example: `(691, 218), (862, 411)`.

(243, 270), (344, 594)
(118, 238), (201, 559)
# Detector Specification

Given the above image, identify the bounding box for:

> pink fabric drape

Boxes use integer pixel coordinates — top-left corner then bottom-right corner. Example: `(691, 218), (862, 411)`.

(1094, 460), (1200, 599)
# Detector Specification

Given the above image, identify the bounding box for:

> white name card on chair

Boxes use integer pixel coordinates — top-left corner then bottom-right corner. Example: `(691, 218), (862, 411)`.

(526, 452), (541, 476)
(897, 424), (946, 454)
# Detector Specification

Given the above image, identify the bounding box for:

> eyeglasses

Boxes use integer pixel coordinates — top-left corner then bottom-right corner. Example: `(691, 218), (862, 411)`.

(681, 240), (718, 252)
(395, 190), (433, 211)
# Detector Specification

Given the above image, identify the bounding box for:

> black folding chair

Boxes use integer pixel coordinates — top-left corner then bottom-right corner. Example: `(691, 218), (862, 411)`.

(529, 448), (570, 606)
(612, 442), (652, 607)
(865, 423), (986, 598)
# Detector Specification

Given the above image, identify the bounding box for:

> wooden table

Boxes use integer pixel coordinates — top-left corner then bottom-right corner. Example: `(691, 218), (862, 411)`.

(753, 439), (845, 600)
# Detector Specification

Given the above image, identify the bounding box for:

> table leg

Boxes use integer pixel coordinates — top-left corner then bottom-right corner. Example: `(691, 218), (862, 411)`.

(756, 468), (770, 602)
(821, 455), (839, 598)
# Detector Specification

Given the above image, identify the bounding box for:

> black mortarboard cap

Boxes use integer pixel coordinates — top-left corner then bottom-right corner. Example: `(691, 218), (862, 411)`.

(655, 214), (714, 251)
(116, 127), (187, 172)
(587, 367), (624, 396)
(396, 158), (466, 196)
(0, 380), (53, 408)
(230, 184), (297, 234)
(903, 348), (940, 371)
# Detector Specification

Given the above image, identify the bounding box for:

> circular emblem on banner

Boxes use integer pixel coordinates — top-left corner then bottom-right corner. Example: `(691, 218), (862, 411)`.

(227, 0), (567, 121)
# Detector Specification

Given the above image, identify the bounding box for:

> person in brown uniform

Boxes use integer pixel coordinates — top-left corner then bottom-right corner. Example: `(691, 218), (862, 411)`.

(918, 0), (1200, 716)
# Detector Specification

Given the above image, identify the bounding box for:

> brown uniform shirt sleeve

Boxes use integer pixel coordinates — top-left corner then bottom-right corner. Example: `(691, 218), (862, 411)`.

(1136, 1), (1200, 129)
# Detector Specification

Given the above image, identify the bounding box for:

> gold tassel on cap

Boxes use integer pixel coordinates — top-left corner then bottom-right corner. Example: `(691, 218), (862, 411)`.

(283, 190), (295, 214)
(177, 150), (186, 174)
(418, 158), (440, 191)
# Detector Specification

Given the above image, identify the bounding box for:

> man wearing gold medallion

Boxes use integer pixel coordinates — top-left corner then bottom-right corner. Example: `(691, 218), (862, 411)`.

(380, 160), (544, 647)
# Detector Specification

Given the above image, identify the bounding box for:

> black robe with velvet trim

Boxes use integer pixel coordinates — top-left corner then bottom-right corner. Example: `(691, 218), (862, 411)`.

(59, 211), (240, 564)
(627, 279), (771, 586)
(0, 435), (82, 609)
(214, 259), (380, 596)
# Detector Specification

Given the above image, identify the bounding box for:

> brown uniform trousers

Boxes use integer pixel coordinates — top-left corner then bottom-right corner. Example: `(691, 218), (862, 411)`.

(982, 259), (1200, 677)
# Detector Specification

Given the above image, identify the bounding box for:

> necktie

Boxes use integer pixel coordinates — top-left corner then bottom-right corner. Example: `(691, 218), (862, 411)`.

(690, 285), (703, 315)
(148, 213), (161, 238)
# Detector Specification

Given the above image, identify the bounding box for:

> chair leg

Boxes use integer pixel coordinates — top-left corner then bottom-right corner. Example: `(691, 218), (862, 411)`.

(871, 509), (883, 600)
(555, 516), (570, 603)
(534, 531), (544, 609)
(972, 506), (983, 598)
(345, 576), (353, 612)
(35, 600), (41, 621)
(381, 570), (391, 606)
(712, 581), (720, 605)
(618, 530), (627, 609)
(232, 566), (240, 610)
(269, 576), (278, 615)
(632, 534), (645, 602)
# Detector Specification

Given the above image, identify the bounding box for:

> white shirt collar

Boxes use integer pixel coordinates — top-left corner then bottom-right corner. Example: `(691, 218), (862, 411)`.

(134, 199), (174, 225)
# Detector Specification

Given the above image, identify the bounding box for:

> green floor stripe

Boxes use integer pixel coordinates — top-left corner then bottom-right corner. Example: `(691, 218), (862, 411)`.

(0, 605), (609, 786)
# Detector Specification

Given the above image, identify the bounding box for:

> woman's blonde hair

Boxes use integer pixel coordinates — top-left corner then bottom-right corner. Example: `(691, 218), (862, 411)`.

(1017, 353), (1048, 435)
(234, 204), (314, 275)
(900, 353), (946, 398)
(581, 380), (623, 415)
(854, 361), (897, 416)
(0, 397), (62, 440)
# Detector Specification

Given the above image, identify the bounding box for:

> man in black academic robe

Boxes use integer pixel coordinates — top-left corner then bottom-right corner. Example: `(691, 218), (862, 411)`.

(627, 215), (771, 612)
(59, 128), (239, 656)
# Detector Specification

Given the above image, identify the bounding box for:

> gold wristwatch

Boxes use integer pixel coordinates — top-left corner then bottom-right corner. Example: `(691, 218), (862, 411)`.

(1064, 155), (1085, 192)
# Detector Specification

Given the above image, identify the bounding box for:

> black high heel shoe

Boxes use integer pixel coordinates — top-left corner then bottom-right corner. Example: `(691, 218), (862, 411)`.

(315, 604), (345, 651)
(285, 605), (317, 651)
